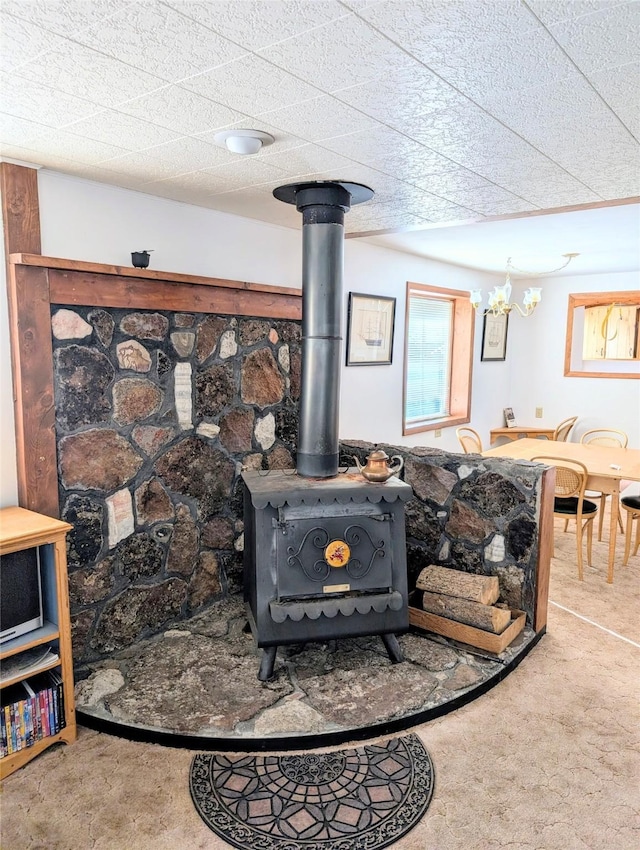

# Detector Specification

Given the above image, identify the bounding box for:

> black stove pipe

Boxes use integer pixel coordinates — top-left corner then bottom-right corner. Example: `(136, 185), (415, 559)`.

(273, 181), (374, 478)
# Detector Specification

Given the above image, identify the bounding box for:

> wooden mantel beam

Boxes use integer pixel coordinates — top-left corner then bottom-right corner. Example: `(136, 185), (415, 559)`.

(10, 253), (302, 320)
(10, 253), (302, 299)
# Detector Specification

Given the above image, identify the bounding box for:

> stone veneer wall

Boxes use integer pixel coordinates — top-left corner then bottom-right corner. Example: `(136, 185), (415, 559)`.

(51, 305), (544, 664)
(340, 441), (543, 622)
(51, 306), (301, 663)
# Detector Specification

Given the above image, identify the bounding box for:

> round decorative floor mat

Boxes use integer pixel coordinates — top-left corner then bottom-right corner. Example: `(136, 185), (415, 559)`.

(189, 733), (434, 849)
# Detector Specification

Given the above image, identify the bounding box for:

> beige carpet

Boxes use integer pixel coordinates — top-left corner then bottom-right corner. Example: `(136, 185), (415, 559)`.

(2, 515), (638, 850)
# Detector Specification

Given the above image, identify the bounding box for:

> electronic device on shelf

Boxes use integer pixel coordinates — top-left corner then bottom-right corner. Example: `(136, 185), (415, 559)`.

(0, 546), (44, 644)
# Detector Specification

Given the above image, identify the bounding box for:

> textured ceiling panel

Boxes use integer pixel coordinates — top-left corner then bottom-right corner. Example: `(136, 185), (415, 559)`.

(546, 1), (640, 73)
(115, 85), (247, 136)
(72, 3), (247, 82)
(11, 41), (165, 107)
(0, 0), (638, 251)
(179, 54), (322, 115)
(165, 0), (349, 52)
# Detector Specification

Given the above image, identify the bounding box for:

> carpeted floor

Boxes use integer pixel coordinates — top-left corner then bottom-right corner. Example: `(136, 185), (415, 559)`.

(1, 513), (638, 850)
(189, 734), (434, 849)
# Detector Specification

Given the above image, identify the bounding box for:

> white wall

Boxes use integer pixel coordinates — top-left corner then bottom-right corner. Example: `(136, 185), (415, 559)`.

(507, 271), (640, 446)
(1, 169), (637, 505)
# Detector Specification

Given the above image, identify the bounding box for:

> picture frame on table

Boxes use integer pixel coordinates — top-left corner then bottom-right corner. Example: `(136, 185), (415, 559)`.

(481, 311), (508, 361)
(503, 407), (517, 428)
(346, 292), (396, 366)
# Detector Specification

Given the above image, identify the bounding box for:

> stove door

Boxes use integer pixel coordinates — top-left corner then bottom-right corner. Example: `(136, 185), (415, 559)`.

(276, 505), (394, 599)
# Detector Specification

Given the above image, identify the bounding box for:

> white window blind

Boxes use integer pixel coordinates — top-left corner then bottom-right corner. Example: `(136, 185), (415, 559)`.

(405, 292), (453, 425)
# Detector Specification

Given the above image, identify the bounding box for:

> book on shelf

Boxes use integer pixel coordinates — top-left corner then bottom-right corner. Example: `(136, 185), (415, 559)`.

(0, 646), (59, 685)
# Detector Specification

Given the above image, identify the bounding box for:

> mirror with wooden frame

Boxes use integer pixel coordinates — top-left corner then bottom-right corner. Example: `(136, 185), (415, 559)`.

(565, 290), (640, 379)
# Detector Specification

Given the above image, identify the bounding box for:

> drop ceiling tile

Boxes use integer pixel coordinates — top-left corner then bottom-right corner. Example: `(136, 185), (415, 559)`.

(413, 191), (479, 215)
(586, 62), (640, 138)
(18, 128), (130, 164)
(258, 13), (415, 92)
(525, 1), (615, 27)
(2, 0), (126, 37)
(47, 161), (149, 190)
(166, 0), (348, 51)
(180, 54), (322, 115)
(479, 74), (639, 169)
(193, 186), (301, 228)
(257, 95), (379, 142)
(259, 143), (361, 176)
(15, 41), (166, 109)
(406, 106), (535, 170)
(88, 150), (186, 182)
(0, 144), (49, 164)
(102, 137), (229, 181)
(418, 203), (479, 223)
(425, 26), (577, 101)
(333, 64), (468, 126)
(116, 85), (247, 136)
(407, 166), (501, 195)
(547, 1), (640, 73)
(73, 3), (246, 83)
(156, 158), (288, 195)
(0, 114), (52, 147)
(427, 184), (533, 216)
(63, 110), (182, 151)
(345, 206), (431, 233)
(320, 126), (457, 179)
(356, 0), (540, 66)
(0, 71), (105, 127)
(513, 187), (603, 208)
(580, 163), (640, 199)
(0, 13), (58, 73)
(469, 155), (603, 206)
(0, 146), (93, 177)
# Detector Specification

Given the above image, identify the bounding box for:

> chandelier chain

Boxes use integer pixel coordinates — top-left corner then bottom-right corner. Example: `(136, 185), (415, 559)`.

(506, 253), (578, 277)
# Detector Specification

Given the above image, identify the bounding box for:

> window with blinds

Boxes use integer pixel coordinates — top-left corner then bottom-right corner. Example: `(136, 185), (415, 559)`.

(403, 281), (475, 435)
(405, 294), (453, 425)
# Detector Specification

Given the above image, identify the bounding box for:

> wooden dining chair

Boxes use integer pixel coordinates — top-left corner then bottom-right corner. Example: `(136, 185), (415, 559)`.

(580, 428), (628, 541)
(456, 427), (482, 454)
(532, 455), (598, 580)
(621, 495), (640, 565)
(552, 416), (578, 442)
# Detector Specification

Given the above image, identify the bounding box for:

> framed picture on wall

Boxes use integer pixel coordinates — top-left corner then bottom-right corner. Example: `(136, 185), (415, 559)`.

(481, 312), (508, 361)
(346, 292), (396, 365)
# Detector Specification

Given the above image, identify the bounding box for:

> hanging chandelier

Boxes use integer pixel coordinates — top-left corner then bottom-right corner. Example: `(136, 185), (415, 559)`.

(470, 253), (579, 317)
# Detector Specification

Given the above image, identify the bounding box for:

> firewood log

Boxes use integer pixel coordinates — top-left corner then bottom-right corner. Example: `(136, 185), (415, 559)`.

(421, 591), (511, 634)
(416, 564), (499, 605)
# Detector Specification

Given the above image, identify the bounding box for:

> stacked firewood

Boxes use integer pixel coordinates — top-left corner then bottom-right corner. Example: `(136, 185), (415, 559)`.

(416, 564), (511, 634)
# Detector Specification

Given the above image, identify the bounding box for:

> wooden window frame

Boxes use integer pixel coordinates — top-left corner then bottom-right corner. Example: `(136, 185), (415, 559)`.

(402, 281), (474, 435)
(564, 290), (640, 379)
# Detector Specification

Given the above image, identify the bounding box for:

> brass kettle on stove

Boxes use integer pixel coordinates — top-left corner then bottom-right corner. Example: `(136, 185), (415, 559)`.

(353, 449), (403, 483)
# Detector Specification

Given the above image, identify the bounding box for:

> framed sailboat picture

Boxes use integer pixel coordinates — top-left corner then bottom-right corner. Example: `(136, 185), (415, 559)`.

(346, 292), (396, 365)
(481, 311), (509, 361)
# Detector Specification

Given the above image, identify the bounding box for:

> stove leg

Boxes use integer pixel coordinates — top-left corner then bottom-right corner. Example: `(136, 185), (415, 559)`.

(381, 633), (404, 664)
(258, 646), (278, 681)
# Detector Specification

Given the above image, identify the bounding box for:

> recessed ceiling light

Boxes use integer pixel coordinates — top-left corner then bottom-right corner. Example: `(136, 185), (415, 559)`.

(213, 129), (275, 155)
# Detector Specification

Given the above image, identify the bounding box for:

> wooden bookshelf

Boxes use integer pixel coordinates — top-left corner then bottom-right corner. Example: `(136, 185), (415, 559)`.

(0, 507), (76, 779)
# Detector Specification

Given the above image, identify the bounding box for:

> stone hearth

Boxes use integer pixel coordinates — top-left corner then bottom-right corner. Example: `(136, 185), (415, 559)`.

(74, 593), (538, 749)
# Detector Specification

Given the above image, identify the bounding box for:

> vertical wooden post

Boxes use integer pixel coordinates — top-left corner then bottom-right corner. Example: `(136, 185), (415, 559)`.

(1, 163), (59, 517)
(534, 465), (555, 632)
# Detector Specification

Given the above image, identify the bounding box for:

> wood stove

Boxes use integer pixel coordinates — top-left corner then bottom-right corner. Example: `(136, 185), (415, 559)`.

(242, 181), (412, 680)
(243, 470), (412, 679)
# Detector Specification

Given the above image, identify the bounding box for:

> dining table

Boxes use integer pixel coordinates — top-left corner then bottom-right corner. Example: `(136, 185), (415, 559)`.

(482, 438), (640, 583)
(489, 425), (557, 444)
